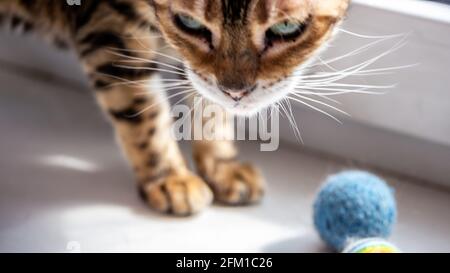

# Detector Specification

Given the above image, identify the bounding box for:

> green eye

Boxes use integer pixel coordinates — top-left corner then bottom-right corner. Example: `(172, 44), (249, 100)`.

(174, 14), (213, 46)
(269, 21), (301, 36)
(177, 14), (204, 30)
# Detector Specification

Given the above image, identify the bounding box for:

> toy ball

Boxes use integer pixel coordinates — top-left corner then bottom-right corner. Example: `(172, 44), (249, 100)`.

(342, 238), (400, 253)
(313, 170), (397, 251)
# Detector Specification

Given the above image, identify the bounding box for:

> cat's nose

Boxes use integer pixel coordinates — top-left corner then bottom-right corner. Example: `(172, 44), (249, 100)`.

(219, 85), (256, 102)
(224, 90), (247, 101)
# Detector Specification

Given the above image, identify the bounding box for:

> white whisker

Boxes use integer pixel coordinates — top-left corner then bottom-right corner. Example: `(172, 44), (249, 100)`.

(291, 94), (350, 117)
(293, 39), (407, 87)
(112, 64), (187, 77)
(131, 89), (196, 116)
(93, 71), (190, 90)
(109, 79), (190, 89)
(295, 88), (386, 96)
(135, 85), (193, 96)
(309, 93), (342, 104)
(109, 51), (186, 73)
(285, 99), (303, 143)
(172, 92), (196, 108)
(278, 99), (303, 143)
(288, 96), (343, 124)
(181, 96), (203, 125)
(306, 36), (393, 69)
(343, 64), (418, 74)
(107, 47), (185, 64)
(298, 64), (417, 81)
(338, 28), (409, 40)
(311, 83), (395, 89)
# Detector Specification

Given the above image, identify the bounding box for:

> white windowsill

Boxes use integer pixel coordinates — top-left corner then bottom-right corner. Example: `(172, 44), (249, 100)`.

(354, 0), (450, 24)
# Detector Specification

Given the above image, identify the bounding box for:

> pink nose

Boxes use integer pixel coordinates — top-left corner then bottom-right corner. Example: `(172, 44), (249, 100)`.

(224, 90), (247, 101)
(220, 85), (256, 102)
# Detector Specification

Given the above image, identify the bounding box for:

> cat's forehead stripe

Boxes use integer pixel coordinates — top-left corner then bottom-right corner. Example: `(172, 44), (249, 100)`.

(221, 0), (253, 25)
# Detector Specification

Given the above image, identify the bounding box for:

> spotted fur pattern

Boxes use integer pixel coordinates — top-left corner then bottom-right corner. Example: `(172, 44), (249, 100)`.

(0, 0), (349, 215)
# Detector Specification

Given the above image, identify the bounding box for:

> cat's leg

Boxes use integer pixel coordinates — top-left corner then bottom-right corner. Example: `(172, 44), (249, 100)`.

(74, 29), (212, 216)
(192, 102), (265, 205)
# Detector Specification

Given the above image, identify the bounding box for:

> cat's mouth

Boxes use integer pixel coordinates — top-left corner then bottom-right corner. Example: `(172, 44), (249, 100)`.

(187, 68), (296, 116)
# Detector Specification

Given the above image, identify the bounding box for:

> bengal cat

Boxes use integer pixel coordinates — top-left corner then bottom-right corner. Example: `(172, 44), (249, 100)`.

(0, 0), (350, 216)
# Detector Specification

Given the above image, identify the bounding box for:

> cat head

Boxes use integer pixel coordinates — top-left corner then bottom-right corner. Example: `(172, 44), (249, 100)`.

(153, 0), (350, 116)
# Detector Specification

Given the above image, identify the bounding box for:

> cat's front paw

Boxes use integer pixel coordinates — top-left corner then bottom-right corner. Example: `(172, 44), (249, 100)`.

(141, 172), (213, 216)
(202, 161), (265, 205)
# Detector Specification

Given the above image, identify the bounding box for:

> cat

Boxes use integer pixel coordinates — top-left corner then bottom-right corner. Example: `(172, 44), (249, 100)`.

(0, 0), (350, 216)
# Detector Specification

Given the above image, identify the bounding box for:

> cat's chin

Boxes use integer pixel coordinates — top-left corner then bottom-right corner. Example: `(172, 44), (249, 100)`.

(194, 94), (264, 117)
(186, 67), (296, 117)
(223, 103), (264, 117)
(191, 85), (289, 117)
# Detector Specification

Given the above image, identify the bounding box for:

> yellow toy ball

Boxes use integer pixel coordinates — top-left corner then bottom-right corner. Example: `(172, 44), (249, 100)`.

(342, 238), (401, 253)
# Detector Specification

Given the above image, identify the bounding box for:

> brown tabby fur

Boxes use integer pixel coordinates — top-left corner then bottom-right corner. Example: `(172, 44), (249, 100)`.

(0, 0), (349, 216)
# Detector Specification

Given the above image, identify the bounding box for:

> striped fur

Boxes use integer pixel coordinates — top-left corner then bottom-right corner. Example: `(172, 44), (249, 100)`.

(0, 0), (350, 215)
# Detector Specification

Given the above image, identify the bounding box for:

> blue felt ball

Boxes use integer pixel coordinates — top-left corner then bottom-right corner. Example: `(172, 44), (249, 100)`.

(313, 170), (397, 251)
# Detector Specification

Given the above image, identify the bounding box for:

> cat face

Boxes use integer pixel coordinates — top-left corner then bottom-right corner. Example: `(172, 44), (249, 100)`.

(154, 0), (350, 116)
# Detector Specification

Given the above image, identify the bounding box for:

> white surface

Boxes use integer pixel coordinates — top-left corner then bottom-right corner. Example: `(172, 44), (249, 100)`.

(0, 68), (449, 253)
(354, 0), (450, 24)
